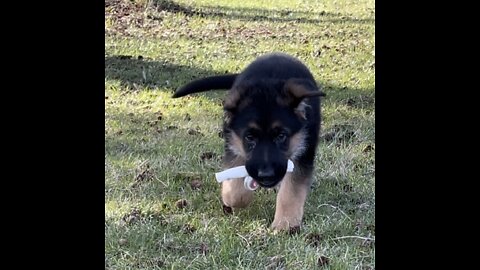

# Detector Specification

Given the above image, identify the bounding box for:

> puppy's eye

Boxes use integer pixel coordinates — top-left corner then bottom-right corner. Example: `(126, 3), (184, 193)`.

(245, 134), (255, 143)
(276, 133), (287, 143)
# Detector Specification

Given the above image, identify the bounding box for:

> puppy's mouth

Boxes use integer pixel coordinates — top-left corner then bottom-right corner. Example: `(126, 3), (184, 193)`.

(254, 178), (281, 188)
(245, 178), (259, 190)
(244, 177), (280, 190)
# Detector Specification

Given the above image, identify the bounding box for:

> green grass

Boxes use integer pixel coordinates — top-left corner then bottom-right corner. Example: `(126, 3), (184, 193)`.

(105, 0), (375, 269)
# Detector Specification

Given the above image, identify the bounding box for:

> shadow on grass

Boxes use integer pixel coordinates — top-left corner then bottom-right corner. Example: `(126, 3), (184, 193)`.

(105, 55), (374, 106)
(152, 0), (373, 24)
(322, 85), (375, 110)
(105, 55), (230, 93)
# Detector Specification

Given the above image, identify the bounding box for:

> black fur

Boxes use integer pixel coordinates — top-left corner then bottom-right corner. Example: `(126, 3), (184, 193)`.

(172, 74), (238, 98)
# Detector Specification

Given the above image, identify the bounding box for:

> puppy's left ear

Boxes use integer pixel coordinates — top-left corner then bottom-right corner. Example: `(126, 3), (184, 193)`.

(283, 78), (325, 108)
(281, 79), (325, 120)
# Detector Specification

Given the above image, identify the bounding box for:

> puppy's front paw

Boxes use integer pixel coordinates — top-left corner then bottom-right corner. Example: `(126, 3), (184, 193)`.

(221, 178), (254, 208)
(271, 215), (302, 232)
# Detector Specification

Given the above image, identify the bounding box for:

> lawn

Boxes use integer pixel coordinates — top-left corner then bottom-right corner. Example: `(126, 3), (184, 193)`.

(105, 0), (375, 269)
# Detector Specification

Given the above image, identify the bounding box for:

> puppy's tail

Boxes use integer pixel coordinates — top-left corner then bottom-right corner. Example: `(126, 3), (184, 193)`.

(172, 74), (239, 98)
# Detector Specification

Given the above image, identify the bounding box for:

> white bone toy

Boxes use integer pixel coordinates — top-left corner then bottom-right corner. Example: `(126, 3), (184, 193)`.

(215, 160), (294, 191)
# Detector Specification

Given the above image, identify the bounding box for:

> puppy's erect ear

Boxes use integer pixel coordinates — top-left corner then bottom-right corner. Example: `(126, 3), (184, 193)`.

(284, 79), (324, 104)
(223, 85), (252, 115)
(223, 87), (245, 124)
(223, 88), (241, 113)
(282, 78), (325, 119)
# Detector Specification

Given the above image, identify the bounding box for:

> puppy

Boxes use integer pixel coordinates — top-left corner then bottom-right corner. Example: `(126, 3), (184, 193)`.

(173, 52), (324, 231)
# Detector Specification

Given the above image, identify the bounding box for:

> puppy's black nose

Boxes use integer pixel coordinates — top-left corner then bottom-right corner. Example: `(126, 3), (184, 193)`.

(258, 167), (274, 178)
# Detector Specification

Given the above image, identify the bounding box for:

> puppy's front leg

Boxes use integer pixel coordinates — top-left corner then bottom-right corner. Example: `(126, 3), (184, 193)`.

(222, 178), (254, 208)
(271, 173), (310, 231)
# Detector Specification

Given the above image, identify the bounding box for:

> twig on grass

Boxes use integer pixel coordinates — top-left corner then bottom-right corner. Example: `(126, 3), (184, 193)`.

(318, 203), (353, 222)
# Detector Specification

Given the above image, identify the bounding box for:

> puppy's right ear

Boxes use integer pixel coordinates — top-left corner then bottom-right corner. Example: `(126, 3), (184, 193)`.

(221, 92), (236, 125)
(223, 87), (241, 114)
(223, 89), (240, 113)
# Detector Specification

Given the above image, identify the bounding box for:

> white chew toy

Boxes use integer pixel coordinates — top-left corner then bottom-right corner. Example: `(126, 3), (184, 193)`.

(215, 160), (295, 191)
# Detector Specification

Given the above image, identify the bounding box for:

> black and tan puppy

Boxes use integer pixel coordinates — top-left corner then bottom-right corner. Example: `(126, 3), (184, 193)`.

(173, 53), (324, 231)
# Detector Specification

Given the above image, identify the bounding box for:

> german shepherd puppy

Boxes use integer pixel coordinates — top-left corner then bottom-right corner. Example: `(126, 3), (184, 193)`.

(173, 53), (324, 231)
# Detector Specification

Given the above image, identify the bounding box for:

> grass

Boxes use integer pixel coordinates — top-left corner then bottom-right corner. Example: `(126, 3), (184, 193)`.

(105, 0), (375, 269)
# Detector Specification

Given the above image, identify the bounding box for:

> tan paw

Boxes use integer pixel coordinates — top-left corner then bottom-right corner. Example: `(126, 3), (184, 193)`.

(221, 178), (254, 208)
(271, 215), (302, 232)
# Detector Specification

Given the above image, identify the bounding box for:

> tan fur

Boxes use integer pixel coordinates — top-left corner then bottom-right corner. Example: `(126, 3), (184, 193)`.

(221, 158), (254, 208)
(284, 79), (313, 99)
(248, 122), (260, 130)
(224, 87), (251, 112)
(270, 121), (282, 129)
(287, 131), (307, 160)
(221, 178), (254, 208)
(228, 132), (247, 158)
(294, 101), (310, 120)
(271, 172), (310, 230)
(276, 79), (309, 106)
(224, 89), (241, 111)
(276, 79), (319, 120)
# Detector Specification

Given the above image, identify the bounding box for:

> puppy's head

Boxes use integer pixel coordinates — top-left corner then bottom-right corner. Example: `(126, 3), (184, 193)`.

(223, 78), (323, 188)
